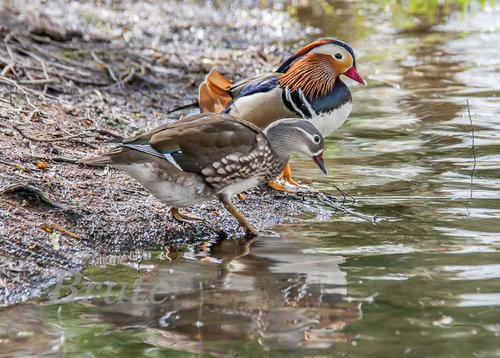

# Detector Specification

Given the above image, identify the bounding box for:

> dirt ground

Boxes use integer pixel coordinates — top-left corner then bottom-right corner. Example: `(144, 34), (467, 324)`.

(0, 1), (343, 305)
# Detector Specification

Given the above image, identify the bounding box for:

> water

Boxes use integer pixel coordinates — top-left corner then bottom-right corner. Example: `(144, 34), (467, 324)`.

(1, 1), (500, 357)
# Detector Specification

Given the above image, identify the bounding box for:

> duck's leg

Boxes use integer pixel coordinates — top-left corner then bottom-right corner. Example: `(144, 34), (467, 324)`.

(168, 207), (203, 224)
(218, 195), (258, 236)
(268, 163), (307, 193)
(279, 163), (301, 186)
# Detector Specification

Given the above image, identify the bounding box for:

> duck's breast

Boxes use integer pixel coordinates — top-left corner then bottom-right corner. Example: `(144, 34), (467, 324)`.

(310, 100), (352, 137)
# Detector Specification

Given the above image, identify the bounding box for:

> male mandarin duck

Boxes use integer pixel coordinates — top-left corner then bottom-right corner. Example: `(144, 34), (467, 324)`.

(79, 113), (326, 236)
(199, 38), (366, 191)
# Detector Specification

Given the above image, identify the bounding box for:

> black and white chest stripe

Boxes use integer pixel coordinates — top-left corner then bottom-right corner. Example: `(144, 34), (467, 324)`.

(282, 87), (314, 118)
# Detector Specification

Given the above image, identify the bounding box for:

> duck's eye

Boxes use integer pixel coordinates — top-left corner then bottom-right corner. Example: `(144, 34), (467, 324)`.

(334, 53), (343, 60)
(313, 135), (321, 143)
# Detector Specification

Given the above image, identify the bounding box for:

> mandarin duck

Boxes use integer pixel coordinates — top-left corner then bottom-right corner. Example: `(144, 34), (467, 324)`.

(79, 113), (326, 236)
(199, 38), (366, 191)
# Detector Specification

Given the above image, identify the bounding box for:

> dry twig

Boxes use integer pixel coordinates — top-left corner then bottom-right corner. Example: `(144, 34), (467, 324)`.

(165, 101), (199, 115)
(466, 99), (476, 199)
(50, 224), (83, 240)
(91, 50), (123, 87)
(291, 187), (378, 223)
(13, 125), (93, 143)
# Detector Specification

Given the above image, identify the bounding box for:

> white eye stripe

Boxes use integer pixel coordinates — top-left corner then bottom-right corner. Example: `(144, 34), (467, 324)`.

(309, 44), (346, 57)
(308, 44), (352, 64)
(293, 126), (322, 144)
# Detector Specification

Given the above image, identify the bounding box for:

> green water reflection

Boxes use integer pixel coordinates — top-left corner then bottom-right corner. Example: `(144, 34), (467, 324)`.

(1, 0), (500, 357)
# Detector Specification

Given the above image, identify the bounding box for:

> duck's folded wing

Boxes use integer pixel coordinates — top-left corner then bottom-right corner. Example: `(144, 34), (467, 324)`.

(149, 115), (260, 172)
(227, 72), (281, 101)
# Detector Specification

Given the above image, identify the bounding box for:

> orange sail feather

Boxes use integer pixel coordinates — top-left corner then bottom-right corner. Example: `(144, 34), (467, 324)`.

(199, 68), (233, 113)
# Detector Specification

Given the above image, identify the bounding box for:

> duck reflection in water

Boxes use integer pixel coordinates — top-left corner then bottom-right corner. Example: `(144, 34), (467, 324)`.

(79, 234), (362, 354)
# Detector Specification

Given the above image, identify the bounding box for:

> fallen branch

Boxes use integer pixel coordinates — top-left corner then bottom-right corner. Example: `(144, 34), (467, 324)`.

(50, 224), (83, 240)
(315, 191), (378, 223)
(0, 159), (31, 171)
(0, 75), (39, 109)
(28, 155), (78, 164)
(1, 182), (62, 208)
(121, 67), (136, 85)
(17, 78), (58, 85)
(13, 125), (93, 143)
(165, 101), (199, 115)
(331, 183), (356, 205)
(60, 73), (110, 86)
(292, 187), (378, 223)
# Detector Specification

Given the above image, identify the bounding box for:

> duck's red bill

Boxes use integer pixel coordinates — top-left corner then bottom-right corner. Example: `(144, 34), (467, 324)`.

(313, 152), (327, 175)
(344, 67), (367, 85)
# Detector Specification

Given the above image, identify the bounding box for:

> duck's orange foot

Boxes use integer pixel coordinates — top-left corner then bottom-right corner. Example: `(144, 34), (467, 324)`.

(168, 207), (203, 224)
(278, 170), (302, 187)
(267, 179), (297, 193)
(268, 163), (308, 193)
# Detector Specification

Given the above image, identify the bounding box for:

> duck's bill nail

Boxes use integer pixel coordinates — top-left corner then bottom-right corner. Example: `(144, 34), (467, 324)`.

(312, 152), (327, 175)
(344, 67), (367, 85)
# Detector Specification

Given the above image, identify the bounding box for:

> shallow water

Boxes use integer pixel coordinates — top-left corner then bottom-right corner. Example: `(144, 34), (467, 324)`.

(1, 1), (500, 357)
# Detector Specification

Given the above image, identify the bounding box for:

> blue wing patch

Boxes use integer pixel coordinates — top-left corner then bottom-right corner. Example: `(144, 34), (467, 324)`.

(236, 76), (279, 98)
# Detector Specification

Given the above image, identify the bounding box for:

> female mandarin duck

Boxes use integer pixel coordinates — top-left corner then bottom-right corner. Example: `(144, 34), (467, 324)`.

(199, 38), (366, 191)
(80, 113), (326, 236)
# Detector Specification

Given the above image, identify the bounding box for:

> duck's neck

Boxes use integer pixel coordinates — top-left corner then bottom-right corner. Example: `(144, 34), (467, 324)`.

(263, 122), (298, 173)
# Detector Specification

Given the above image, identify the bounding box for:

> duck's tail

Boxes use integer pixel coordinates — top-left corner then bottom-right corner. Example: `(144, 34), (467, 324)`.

(198, 68), (233, 113)
(78, 147), (123, 167)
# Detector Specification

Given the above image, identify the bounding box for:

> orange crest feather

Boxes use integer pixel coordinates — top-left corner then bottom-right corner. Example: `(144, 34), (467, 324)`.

(278, 54), (336, 98)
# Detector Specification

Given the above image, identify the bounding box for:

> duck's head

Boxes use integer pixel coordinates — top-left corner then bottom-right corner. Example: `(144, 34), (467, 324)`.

(277, 39), (366, 97)
(264, 118), (327, 175)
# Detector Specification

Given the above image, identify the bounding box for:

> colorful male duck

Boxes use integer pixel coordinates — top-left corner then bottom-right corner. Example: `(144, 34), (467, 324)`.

(80, 113), (326, 236)
(199, 38), (366, 191)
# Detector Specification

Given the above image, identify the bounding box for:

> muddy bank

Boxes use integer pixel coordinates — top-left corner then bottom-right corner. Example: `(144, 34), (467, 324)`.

(0, 1), (336, 305)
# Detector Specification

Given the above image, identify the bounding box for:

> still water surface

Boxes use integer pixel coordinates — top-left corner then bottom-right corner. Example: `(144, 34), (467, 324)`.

(1, 2), (500, 357)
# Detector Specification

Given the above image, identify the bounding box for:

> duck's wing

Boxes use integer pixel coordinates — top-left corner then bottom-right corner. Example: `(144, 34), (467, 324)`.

(226, 72), (281, 103)
(80, 114), (262, 174)
(80, 115), (205, 169)
(148, 113), (260, 172)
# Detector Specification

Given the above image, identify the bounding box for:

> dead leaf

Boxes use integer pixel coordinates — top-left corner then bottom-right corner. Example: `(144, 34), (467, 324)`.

(41, 224), (53, 233)
(150, 205), (164, 213)
(15, 165), (30, 172)
(156, 57), (169, 64)
(36, 161), (48, 169)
